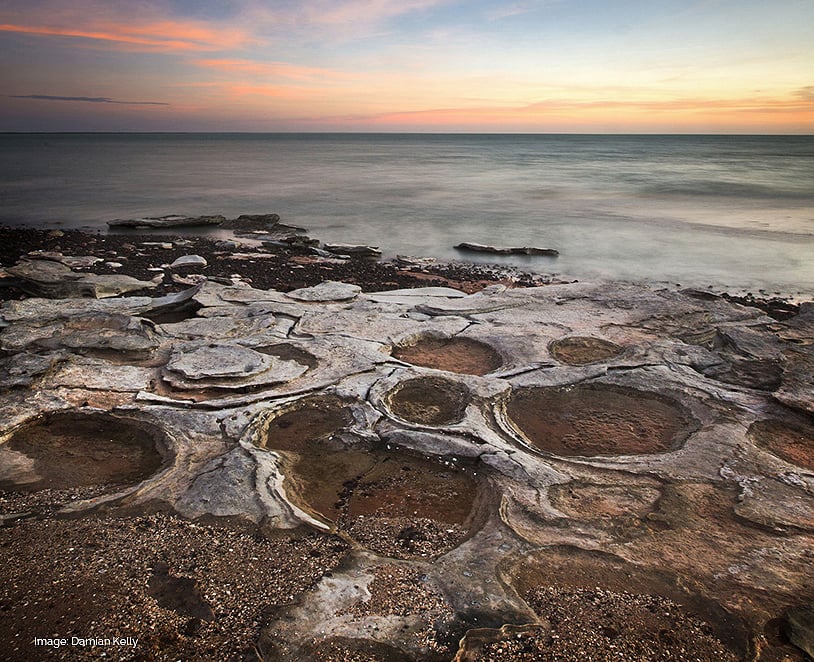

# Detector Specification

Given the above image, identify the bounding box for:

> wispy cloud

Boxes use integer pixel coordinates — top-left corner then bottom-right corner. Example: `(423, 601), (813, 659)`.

(304, 91), (814, 127)
(486, 1), (557, 21)
(795, 86), (814, 102)
(10, 94), (168, 106)
(303, 0), (448, 26)
(0, 20), (249, 52)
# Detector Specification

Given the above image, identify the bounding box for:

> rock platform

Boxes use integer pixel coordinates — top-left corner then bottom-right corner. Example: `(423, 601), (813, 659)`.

(1, 268), (813, 660)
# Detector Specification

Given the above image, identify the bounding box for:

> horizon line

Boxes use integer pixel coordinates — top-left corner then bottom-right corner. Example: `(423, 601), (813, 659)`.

(2, 130), (813, 137)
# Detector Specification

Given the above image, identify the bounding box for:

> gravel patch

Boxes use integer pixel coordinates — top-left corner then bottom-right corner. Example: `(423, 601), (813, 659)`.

(0, 513), (348, 661)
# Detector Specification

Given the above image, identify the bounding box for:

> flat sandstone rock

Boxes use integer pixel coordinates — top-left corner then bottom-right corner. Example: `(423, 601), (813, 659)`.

(1, 270), (812, 662)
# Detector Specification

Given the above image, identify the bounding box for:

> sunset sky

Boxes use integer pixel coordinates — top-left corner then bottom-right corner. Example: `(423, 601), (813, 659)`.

(2, 0), (813, 132)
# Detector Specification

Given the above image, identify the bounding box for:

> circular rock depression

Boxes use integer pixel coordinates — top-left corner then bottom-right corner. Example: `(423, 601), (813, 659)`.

(258, 396), (483, 558)
(386, 376), (470, 426)
(549, 336), (623, 365)
(392, 335), (502, 376)
(748, 419), (814, 471)
(0, 411), (165, 491)
(505, 384), (694, 456)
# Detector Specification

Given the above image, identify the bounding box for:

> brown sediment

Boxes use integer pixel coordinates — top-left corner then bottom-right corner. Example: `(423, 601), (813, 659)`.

(548, 335), (623, 365)
(391, 336), (502, 375)
(341, 564), (453, 619)
(257, 399), (482, 558)
(340, 454), (480, 558)
(0, 411), (165, 492)
(255, 343), (319, 370)
(748, 418), (814, 471)
(504, 384), (694, 456)
(259, 395), (354, 454)
(385, 376), (470, 426)
(297, 637), (412, 661)
(463, 587), (739, 661)
(288, 450), (480, 559)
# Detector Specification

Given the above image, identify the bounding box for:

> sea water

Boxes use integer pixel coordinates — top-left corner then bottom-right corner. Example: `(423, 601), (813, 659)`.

(1, 133), (812, 297)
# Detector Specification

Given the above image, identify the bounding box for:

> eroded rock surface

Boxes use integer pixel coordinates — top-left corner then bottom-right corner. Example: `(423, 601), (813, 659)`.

(1, 276), (813, 660)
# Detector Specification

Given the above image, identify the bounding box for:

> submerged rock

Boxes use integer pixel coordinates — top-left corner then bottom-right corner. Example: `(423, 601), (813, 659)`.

(454, 242), (559, 256)
(107, 214), (225, 228)
(323, 243), (382, 258)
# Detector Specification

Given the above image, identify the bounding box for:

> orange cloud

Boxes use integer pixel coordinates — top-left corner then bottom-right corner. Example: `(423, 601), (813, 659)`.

(0, 20), (248, 52)
(309, 92), (814, 132)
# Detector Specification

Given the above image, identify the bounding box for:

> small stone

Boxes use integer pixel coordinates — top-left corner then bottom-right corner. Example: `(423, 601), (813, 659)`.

(170, 255), (208, 269)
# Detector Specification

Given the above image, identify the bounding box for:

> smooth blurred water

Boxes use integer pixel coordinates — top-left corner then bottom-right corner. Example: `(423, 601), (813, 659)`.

(1, 133), (812, 297)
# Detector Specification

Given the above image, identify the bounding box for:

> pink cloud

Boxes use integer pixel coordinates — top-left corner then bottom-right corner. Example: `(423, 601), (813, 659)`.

(0, 20), (248, 52)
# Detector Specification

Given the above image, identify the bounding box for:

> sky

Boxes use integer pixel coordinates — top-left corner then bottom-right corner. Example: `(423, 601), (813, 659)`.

(1, 0), (813, 132)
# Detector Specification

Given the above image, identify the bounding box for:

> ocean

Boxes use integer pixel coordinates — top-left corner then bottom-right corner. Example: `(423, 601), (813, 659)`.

(1, 133), (812, 298)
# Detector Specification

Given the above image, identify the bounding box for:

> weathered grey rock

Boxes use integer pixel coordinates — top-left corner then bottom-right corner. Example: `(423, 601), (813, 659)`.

(170, 273), (206, 286)
(169, 255), (208, 269)
(0, 313), (158, 357)
(775, 349), (814, 414)
(285, 280), (362, 302)
(395, 255), (437, 267)
(223, 213), (282, 231)
(308, 247), (349, 260)
(27, 251), (103, 268)
(42, 356), (154, 392)
(87, 274), (158, 297)
(270, 235), (320, 248)
(173, 448), (268, 520)
(1, 295), (154, 322)
(7, 259), (82, 284)
(107, 214), (225, 228)
(784, 605), (814, 658)
(733, 477), (814, 531)
(0, 352), (62, 388)
(165, 344), (274, 380)
(6, 259), (156, 298)
(363, 286), (467, 305)
(455, 242), (559, 256)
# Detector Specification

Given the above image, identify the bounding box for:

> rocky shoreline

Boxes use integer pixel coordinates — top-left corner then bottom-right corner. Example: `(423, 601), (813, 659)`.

(0, 220), (813, 661)
(0, 223), (554, 303)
